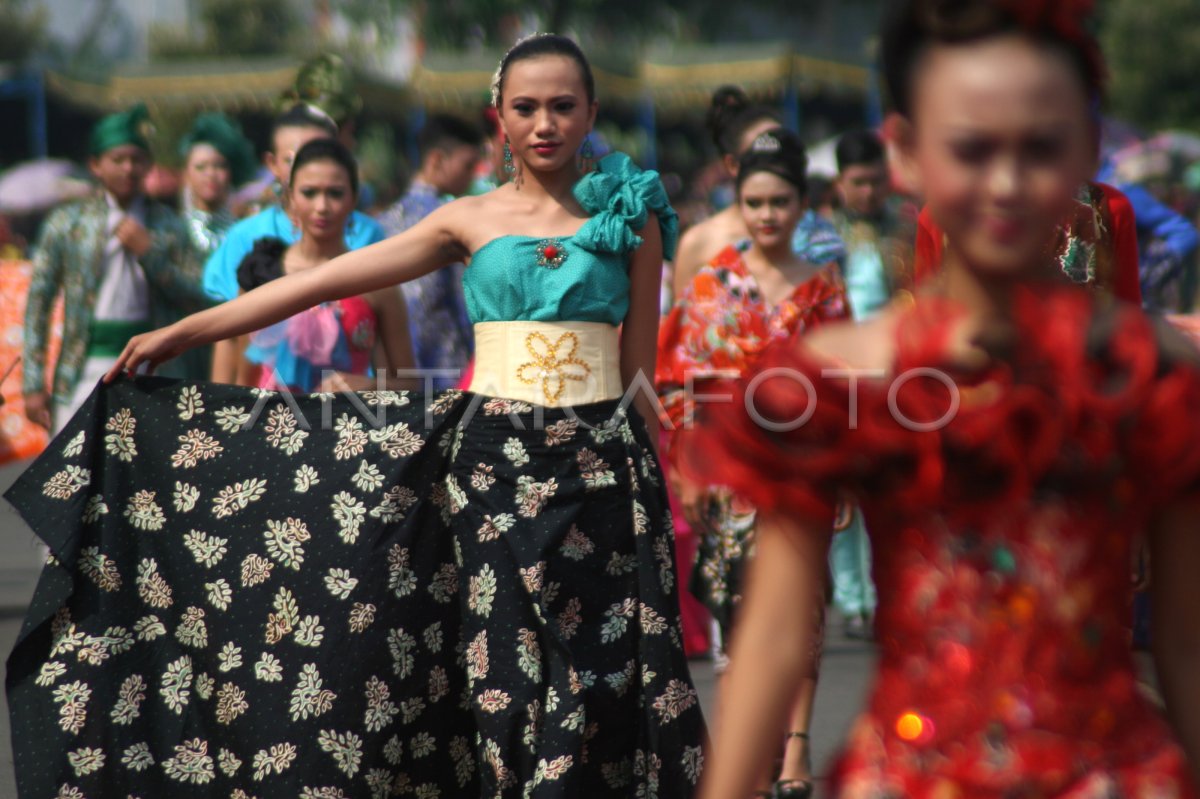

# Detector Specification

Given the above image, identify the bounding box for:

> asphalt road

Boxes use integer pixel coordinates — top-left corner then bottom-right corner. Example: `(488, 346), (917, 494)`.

(0, 458), (876, 798)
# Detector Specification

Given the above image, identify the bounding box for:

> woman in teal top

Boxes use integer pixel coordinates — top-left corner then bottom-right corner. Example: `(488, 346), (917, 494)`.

(5, 34), (705, 799)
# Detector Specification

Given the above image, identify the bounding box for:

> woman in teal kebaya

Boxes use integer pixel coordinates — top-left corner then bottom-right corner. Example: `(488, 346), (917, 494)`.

(5, 34), (704, 799)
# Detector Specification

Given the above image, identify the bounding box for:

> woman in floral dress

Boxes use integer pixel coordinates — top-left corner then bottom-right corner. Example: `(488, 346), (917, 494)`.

(658, 128), (847, 798)
(6, 34), (704, 799)
(687, 1), (1200, 796)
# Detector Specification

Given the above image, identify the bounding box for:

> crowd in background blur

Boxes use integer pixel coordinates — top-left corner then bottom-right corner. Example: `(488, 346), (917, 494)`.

(0, 51), (1195, 680)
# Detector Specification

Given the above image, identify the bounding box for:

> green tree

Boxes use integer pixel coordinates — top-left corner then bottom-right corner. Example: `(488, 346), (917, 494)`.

(369, 0), (827, 49)
(0, 0), (47, 66)
(151, 0), (298, 59)
(1102, 0), (1200, 131)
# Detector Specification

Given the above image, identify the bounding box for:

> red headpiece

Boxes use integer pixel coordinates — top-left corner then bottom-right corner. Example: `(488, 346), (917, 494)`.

(998, 0), (1105, 90)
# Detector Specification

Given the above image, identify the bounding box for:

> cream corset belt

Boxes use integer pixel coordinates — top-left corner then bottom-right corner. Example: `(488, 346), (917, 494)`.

(469, 321), (623, 406)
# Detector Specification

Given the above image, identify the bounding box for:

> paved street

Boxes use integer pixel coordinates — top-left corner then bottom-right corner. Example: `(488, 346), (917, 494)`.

(0, 458), (875, 797)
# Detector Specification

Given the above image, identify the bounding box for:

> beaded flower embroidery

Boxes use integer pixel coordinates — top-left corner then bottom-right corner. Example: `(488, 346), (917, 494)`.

(536, 239), (569, 269)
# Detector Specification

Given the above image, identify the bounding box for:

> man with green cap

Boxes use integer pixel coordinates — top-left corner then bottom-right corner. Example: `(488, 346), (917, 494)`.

(23, 103), (210, 432)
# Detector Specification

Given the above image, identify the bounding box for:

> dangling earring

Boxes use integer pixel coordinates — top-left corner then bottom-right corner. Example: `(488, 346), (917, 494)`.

(504, 140), (522, 188)
(580, 136), (596, 174)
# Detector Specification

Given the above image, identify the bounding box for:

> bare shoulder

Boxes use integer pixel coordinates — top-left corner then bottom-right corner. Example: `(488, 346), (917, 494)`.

(676, 216), (719, 258)
(673, 220), (721, 290)
(804, 307), (902, 373)
(432, 193), (489, 229)
(1149, 314), (1200, 371)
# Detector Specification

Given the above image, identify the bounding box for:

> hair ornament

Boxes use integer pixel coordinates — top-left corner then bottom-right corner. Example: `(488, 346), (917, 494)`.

(999, 0), (1095, 34)
(998, 0), (1104, 90)
(300, 103), (339, 133)
(750, 132), (782, 153)
(998, 0), (1099, 61)
(492, 32), (553, 107)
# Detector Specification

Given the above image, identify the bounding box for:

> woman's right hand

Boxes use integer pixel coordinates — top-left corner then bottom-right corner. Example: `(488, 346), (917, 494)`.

(673, 471), (712, 532)
(104, 324), (190, 383)
(23, 391), (51, 430)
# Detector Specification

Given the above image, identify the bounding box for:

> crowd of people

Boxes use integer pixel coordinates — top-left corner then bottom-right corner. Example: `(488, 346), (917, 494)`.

(3, 0), (1200, 797)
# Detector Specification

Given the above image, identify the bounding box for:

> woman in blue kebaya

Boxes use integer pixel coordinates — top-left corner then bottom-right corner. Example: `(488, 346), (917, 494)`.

(6, 33), (705, 799)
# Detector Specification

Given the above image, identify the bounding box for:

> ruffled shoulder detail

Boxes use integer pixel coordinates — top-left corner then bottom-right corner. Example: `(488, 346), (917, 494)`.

(675, 286), (1200, 523)
(672, 339), (892, 521)
(573, 152), (679, 260)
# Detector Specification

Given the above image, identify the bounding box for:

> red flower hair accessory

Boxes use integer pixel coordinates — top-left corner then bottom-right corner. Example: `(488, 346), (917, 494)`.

(998, 0), (1105, 90)
(999, 0), (1094, 33)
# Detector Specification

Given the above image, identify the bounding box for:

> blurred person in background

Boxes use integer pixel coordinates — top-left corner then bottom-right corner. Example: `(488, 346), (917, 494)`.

(171, 113), (258, 380)
(22, 104), (209, 432)
(204, 104), (386, 384)
(675, 88), (783, 297)
(667, 87), (846, 661)
(179, 113), (257, 261)
(660, 129), (847, 799)
(1096, 164), (1199, 312)
(377, 113), (484, 390)
(202, 104), (386, 309)
(674, 87), (845, 304)
(831, 129), (914, 318)
(806, 174), (839, 220)
(690, 1), (1200, 794)
(825, 129), (919, 640)
(219, 138), (414, 393)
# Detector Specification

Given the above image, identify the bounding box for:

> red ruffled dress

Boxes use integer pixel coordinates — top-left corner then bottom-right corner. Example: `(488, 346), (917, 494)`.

(682, 286), (1199, 798)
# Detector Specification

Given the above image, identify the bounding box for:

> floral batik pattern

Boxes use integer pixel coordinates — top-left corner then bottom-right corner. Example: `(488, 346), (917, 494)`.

(6, 378), (705, 798)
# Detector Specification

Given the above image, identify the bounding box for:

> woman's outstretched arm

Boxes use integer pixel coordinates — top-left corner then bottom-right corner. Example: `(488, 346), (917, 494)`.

(621, 212), (665, 437)
(106, 203), (469, 380)
(698, 511), (831, 799)
(1149, 497), (1200, 788)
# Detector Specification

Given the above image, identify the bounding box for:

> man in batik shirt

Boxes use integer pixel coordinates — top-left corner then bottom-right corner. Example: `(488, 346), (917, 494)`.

(23, 104), (209, 433)
(377, 114), (484, 390)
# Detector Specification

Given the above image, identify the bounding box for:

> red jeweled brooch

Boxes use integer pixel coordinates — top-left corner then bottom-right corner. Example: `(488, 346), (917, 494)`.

(536, 239), (568, 269)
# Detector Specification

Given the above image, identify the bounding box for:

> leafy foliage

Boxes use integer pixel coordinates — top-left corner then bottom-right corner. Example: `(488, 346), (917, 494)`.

(150, 0), (297, 59)
(1101, 0), (1200, 131)
(0, 0), (47, 66)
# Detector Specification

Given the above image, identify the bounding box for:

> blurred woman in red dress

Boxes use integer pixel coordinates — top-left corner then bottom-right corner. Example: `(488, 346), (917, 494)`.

(689, 1), (1200, 796)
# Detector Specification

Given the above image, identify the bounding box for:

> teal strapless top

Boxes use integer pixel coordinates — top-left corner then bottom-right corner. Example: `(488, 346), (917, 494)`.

(464, 152), (678, 325)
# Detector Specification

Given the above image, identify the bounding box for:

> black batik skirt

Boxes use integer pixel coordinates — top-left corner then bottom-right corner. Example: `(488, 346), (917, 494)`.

(5, 378), (706, 798)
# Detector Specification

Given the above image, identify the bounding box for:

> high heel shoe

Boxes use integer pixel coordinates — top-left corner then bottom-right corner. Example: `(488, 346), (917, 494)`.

(773, 732), (813, 799)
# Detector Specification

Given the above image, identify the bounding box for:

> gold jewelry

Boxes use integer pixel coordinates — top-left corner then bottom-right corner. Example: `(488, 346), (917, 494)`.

(515, 331), (592, 405)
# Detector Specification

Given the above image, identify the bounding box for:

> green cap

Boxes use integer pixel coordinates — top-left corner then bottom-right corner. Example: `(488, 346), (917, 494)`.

(180, 113), (258, 186)
(89, 103), (152, 156)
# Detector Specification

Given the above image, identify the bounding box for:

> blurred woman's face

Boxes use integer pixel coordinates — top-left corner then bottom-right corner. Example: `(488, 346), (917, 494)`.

(898, 35), (1096, 278)
(738, 171), (805, 253)
(289, 159), (355, 243)
(89, 144), (150, 206)
(498, 55), (597, 177)
(184, 143), (231, 210)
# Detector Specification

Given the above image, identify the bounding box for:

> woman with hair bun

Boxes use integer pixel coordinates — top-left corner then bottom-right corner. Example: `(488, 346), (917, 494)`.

(6, 32), (704, 799)
(688, 1), (1200, 797)
(660, 127), (848, 799)
(672, 89), (845, 306)
(674, 89), (790, 296)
